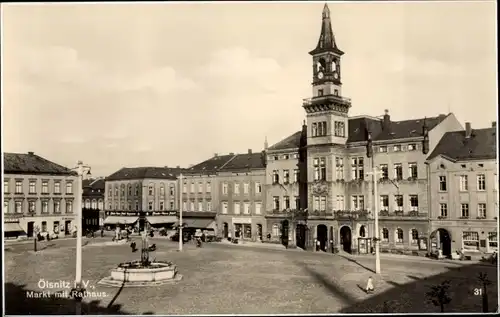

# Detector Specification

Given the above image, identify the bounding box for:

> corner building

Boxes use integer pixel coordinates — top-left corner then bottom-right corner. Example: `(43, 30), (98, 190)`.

(266, 4), (464, 254)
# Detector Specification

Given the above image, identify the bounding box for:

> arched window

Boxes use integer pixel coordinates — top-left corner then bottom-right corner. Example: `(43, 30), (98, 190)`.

(411, 229), (419, 245)
(396, 228), (404, 243)
(135, 184), (140, 196)
(148, 183), (154, 196)
(98, 199), (104, 210)
(272, 224), (279, 237)
(160, 183), (165, 196)
(85, 199), (91, 209)
(382, 228), (389, 242)
(91, 199), (97, 209)
(331, 60), (337, 71)
(359, 225), (366, 237)
(127, 184), (132, 196)
(120, 184), (125, 196)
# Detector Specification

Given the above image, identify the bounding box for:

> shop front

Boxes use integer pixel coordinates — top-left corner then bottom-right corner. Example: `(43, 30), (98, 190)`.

(4, 218), (26, 240)
(146, 211), (178, 230)
(180, 212), (217, 237)
(103, 211), (139, 230)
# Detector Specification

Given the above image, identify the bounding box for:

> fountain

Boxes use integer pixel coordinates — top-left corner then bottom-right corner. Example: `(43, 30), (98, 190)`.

(98, 225), (182, 287)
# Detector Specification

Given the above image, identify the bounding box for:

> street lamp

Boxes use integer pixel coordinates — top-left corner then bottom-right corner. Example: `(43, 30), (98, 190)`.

(71, 161), (91, 314)
(178, 173), (183, 252)
(366, 166), (383, 275)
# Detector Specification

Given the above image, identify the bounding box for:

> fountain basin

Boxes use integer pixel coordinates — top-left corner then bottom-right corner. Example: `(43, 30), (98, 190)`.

(98, 260), (182, 287)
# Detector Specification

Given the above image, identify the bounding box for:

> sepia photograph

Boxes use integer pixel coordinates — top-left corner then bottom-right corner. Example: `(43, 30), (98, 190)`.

(1, 1), (498, 315)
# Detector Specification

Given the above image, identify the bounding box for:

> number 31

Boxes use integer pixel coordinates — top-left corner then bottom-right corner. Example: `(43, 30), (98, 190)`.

(474, 288), (483, 296)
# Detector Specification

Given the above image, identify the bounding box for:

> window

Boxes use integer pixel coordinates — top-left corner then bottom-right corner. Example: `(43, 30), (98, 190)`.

(320, 196), (326, 211)
(336, 195), (345, 210)
(312, 123), (317, 137)
(408, 163), (418, 179)
(41, 181), (49, 194)
(273, 156), (279, 161)
(255, 182), (262, 194)
(459, 203), (469, 218)
(459, 175), (468, 191)
(4, 180), (9, 193)
(4, 200), (8, 214)
(283, 154), (289, 160)
(197, 201), (202, 212)
(234, 202), (241, 214)
(411, 229), (419, 245)
(379, 146), (387, 153)
(148, 201), (154, 211)
(222, 183), (228, 195)
(160, 185), (165, 196)
(91, 199), (97, 209)
(148, 184), (154, 196)
(393, 145), (402, 152)
(382, 228), (389, 242)
(293, 169), (299, 183)
(313, 121), (327, 137)
(283, 170), (290, 184)
(29, 181), (36, 194)
(351, 195), (364, 210)
(53, 221), (60, 234)
(183, 183), (187, 193)
(313, 196), (320, 211)
(272, 224), (280, 237)
(255, 202), (262, 215)
(273, 170), (280, 183)
(351, 157), (364, 180)
(380, 195), (389, 211)
(28, 201), (36, 213)
(85, 199), (91, 209)
(54, 201), (60, 213)
(190, 183), (195, 193)
(394, 195), (403, 212)
(488, 232), (497, 251)
(335, 157), (344, 179)
(66, 182), (73, 194)
(313, 158), (327, 181)
(243, 202), (250, 214)
(98, 199), (103, 210)
(478, 203), (486, 218)
(393, 163), (403, 180)
(396, 228), (403, 243)
(197, 182), (203, 193)
(439, 203), (448, 217)
(408, 143), (416, 151)
(135, 184), (140, 195)
(295, 196), (300, 210)
(439, 176), (447, 191)
(121, 185), (125, 196)
(189, 200), (195, 211)
(243, 183), (249, 194)
(135, 200), (139, 211)
(170, 184), (175, 195)
(42, 221), (47, 232)
(222, 202), (228, 214)
(42, 201), (48, 213)
(115, 187), (118, 196)
(15, 181), (23, 194)
(128, 185), (132, 196)
(169, 201), (174, 210)
(477, 174), (486, 191)
(409, 195), (418, 212)
(234, 183), (240, 194)
(462, 231), (479, 251)
(115, 203), (119, 210)
(160, 201), (165, 211)
(334, 121), (345, 137)
(284, 196), (290, 209)
(334, 89), (339, 96)
(318, 89), (324, 96)
(273, 196), (280, 211)
(15, 201), (23, 213)
(380, 164), (388, 179)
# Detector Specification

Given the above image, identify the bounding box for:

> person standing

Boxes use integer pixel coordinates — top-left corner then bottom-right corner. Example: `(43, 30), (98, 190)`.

(365, 276), (374, 294)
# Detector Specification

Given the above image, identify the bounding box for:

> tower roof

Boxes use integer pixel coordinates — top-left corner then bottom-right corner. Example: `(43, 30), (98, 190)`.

(309, 3), (344, 56)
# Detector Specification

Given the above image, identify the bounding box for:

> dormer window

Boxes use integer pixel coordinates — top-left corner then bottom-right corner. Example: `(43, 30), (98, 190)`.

(408, 144), (416, 151)
(318, 89), (324, 96)
(393, 145), (402, 152)
(334, 89), (339, 96)
(379, 146), (387, 153)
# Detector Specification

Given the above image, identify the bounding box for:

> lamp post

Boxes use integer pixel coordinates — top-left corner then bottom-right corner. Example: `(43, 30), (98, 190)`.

(71, 161), (91, 315)
(366, 166), (383, 275)
(178, 173), (183, 252)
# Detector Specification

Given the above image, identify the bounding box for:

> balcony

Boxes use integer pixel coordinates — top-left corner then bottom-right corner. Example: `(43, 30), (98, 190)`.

(302, 95), (351, 107)
(379, 210), (428, 219)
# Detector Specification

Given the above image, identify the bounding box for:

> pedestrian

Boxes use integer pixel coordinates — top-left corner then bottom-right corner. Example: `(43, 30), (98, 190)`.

(366, 276), (374, 294)
(101, 228), (104, 237)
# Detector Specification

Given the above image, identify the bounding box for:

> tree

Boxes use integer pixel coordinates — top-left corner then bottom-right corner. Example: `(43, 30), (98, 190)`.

(478, 272), (492, 313)
(426, 280), (452, 312)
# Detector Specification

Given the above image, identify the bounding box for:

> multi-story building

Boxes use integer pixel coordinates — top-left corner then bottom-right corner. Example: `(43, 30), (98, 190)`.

(103, 166), (186, 230)
(183, 150), (267, 241)
(82, 177), (105, 231)
(266, 4), (464, 254)
(426, 122), (498, 257)
(3, 152), (78, 239)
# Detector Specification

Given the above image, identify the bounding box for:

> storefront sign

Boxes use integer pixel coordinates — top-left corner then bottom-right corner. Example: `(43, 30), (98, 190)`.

(4, 218), (20, 223)
(232, 217), (252, 224)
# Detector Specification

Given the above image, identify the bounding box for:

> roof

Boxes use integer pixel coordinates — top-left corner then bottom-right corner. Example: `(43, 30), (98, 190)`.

(268, 131), (302, 151)
(3, 152), (77, 176)
(373, 115), (447, 142)
(106, 167), (187, 181)
(186, 152), (265, 174)
(186, 154), (235, 174)
(427, 128), (497, 161)
(309, 4), (343, 56)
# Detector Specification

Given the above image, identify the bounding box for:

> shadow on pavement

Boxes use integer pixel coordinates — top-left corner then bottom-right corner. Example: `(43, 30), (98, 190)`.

(339, 262), (498, 313)
(4, 282), (130, 315)
(336, 254), (376, 274)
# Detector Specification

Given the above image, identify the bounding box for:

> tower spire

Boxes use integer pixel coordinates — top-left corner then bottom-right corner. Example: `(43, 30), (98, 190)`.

(310, 3), (343, 56)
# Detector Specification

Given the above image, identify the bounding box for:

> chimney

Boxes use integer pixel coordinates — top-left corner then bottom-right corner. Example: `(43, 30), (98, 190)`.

(383, 109), (391, 131)
(264, 136), (268, 151)
(492, 121), (496, 128)
(465, 122), (472, 138)
(28, 151), (34, 155)
(248, 149), (252, 154)
(229, 152), (235, 155)
(176, 165), (180, 168)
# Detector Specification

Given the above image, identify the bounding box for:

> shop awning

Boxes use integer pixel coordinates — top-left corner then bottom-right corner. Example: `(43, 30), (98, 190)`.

(104, 216), (139, 225)
(147, 216), (177, 225)
(182, 219), (216, 229)
(4, 222), (24, 233)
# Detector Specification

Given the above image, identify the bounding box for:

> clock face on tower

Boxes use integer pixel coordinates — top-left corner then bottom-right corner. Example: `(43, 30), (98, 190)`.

(333, 72), (339, 79)
(317, 72), (324, 79)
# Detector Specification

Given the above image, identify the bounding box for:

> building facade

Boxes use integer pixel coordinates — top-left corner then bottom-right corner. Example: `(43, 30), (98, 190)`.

(427, 122), (498, 257)
(103, 167), (185, 230)
(265, 4), (464, 254)
(82, 177), (105, 231)
(3, 152), (78, 239)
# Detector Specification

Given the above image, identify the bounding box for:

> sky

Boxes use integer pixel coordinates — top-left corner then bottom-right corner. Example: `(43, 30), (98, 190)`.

(2, 1), (497, 177)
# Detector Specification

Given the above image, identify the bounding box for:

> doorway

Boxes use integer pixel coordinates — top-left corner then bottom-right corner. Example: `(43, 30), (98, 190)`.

(359, 225), (366, 237)
(65, 221), (71, 235)
(437, 228), (452, 257)
(223, 222), (229, 239)
(281, 220), (289, 246)
(340, 226), (352, 253)
(317, 224), (328, 251)
(257, 224), (263, 241)
(27, 222), (34, 238)
(296, 224), (306, 249)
